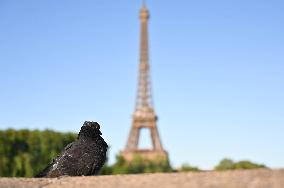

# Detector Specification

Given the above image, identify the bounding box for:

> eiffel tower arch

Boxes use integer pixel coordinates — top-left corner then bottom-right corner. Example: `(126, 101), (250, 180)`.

(121, 4), (168, 162)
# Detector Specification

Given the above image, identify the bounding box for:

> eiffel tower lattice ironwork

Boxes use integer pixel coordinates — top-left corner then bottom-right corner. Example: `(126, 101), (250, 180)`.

(121, 4), (168, 161)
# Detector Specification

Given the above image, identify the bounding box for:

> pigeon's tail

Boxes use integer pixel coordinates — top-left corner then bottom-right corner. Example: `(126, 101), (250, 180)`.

(34, 164), (52, 178)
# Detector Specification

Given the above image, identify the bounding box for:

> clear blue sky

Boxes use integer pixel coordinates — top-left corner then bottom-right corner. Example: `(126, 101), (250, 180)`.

(0, 0), (283, 169)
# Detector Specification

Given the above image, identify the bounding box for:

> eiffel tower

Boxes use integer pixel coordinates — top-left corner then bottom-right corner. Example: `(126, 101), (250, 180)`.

(121, 3), (168, 161)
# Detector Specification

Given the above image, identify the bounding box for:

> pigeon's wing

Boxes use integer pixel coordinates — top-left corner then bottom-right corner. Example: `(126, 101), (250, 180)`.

(34, 142), (74, 177)
(89, 153), (106, 175)
(63, 142), (74, 152)
(73, 141), (107, 176)
(75, 152), (95, 176)
(89, 143), (108, 175)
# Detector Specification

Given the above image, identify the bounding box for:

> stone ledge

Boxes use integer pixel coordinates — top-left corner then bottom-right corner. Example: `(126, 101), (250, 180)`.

(0, 169), (284, 188)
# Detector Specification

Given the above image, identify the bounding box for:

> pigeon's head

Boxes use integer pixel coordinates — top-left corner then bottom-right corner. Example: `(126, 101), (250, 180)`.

(78, 121), (102, 139)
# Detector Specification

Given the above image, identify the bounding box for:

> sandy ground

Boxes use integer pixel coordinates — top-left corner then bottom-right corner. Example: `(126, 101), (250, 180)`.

(0, 169), (283, 188)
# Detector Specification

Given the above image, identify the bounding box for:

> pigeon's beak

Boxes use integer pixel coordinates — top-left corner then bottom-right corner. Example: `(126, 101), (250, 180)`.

(98, 130), (102, 135)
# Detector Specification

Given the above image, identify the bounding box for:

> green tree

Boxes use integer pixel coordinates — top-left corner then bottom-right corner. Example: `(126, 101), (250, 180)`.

(111, 155), (131, 174)
(214, 158), (267, 171)
(214, 158), (235, 170)
(109, 155), (172, 175)
(0, 129), (76, 177)
(234, 160), (266, 170)
(179, 163), (200, 172)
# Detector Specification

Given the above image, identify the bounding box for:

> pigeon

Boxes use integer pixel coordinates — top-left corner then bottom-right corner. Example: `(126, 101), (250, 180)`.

(35, 121), (108, 178)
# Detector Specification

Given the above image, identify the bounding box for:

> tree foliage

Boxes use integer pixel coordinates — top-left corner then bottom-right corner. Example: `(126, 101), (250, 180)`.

(100, 155), (173, 175)
(214, 158), (266, 171)
(178, 163), (200, 172)
(0, 129), (76, 177)
(1, 129), (268, 177)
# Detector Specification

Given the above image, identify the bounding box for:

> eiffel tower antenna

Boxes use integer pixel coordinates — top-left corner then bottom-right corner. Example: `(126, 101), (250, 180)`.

(121, 3), (168, 161)
(142, 0), (146, 7)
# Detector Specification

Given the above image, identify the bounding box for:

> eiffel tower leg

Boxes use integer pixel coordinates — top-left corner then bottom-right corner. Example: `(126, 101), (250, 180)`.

(126, 125), (140, 150)
(150, 126), (163, 151)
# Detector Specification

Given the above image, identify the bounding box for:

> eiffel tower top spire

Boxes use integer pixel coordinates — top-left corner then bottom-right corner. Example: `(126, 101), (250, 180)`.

(134, 3), (154, 118)
(142, 0), (147, 8)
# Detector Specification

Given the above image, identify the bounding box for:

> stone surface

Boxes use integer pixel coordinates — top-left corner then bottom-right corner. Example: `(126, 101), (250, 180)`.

(1, 169), (284, 188)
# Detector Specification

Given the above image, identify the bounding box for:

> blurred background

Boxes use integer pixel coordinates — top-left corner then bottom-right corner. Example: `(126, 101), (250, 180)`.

(0, 0), (283, 177)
